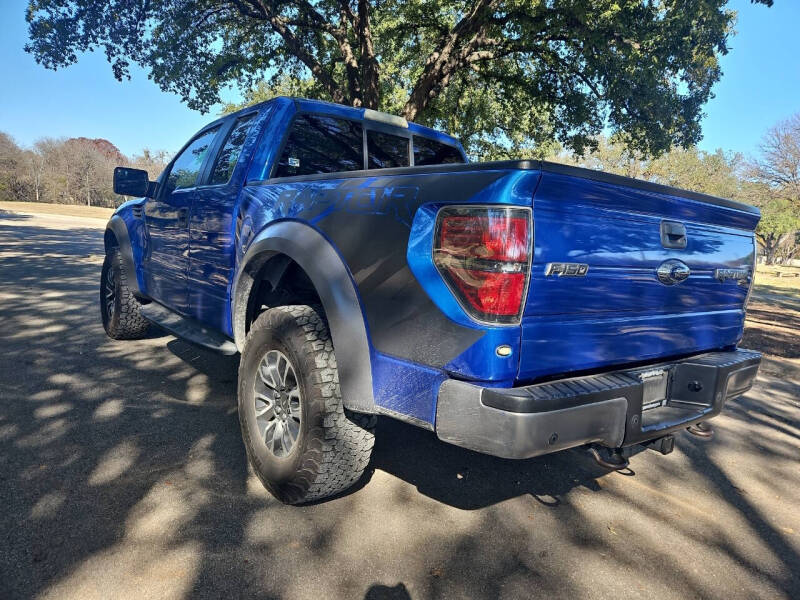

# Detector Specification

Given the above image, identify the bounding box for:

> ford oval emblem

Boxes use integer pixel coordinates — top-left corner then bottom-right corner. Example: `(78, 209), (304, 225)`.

(657, 259), (691, 286)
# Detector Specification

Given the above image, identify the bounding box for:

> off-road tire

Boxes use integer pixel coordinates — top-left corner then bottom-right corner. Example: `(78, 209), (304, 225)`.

(238, 305), (376, 504)
(100, 247), (149, 340)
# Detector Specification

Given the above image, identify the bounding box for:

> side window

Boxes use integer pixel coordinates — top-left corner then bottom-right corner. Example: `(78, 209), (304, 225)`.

(209, 114), (256, 185)
(275, 115), (363, 178)
(413, 136), (465, 166)
(367, 130), (410, 169)
(166, 127), (220, 192)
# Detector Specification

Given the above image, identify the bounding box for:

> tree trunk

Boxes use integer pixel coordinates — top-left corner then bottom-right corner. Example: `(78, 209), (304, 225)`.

(31, 160), (41, 203)
(357, 0), (380, 109)
(763, 242), (777, 265)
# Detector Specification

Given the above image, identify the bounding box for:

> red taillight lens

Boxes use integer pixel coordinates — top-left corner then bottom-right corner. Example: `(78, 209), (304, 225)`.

(434, 207), (531, 323)
(439, 216), (529, 262)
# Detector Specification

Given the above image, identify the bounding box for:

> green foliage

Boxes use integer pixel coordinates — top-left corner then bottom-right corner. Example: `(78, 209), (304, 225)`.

(221, 76), (321, 115)
(647, 148), (743, 200)
(751, 191), (800, 263)
(0, 132), (32, 202)
(756, 196), (800, 238)
(24, 0), (771, 158)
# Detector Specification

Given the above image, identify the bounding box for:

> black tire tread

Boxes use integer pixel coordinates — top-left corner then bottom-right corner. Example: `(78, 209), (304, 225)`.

(242, 305), (375, 504)
(102, 248), (149, 340)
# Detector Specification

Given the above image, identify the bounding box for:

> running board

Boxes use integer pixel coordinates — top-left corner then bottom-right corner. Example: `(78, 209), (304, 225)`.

(141, 303), (238, 355)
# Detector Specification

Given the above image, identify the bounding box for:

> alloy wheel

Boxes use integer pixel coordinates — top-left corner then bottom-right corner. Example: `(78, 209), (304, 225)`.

(253, 349), (302, 457)
(104, 264), (116, 320)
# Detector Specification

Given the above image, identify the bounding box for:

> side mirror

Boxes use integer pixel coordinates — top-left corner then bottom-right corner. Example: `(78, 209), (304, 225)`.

(114, 167), (156, 198)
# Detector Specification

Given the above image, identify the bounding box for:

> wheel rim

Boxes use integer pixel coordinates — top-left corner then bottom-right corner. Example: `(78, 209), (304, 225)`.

(104, 263), (116, 320)
(253, 349), (302, 457)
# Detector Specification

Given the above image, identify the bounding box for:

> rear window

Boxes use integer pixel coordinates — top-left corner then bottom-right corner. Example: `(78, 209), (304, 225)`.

(275, 115), (364, 177)
(413, 136), (464, 166)
(367, 130), (410, 169)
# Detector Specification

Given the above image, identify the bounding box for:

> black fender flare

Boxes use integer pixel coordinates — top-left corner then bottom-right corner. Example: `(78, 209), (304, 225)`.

(105, 215), (142, 296)
(231, 221), (375, 413)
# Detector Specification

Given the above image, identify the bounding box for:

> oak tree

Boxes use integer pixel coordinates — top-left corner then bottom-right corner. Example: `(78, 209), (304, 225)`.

(26, 0), (772, 155)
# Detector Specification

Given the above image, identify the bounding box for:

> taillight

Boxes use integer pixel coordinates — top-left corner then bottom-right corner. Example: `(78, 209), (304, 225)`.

(433, 206), (532, 324)
(744, 243), (757, 312)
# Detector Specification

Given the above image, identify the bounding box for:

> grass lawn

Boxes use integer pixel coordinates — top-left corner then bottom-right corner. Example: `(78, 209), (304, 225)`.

(744, 265), (799, 381)
(753, 264), (800, 296)
(0, 201), (114, 220)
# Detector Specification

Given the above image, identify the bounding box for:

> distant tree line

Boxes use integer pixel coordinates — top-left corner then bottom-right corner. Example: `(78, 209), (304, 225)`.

(0, 133), (168, 208)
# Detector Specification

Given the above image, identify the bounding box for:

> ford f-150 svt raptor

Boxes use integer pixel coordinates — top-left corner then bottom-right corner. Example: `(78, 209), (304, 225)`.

(103, 97), (761, 504)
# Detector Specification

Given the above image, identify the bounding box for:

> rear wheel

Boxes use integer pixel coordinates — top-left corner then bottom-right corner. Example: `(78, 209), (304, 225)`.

(238, 305), (375, 504)
(100, 247), (149, 340)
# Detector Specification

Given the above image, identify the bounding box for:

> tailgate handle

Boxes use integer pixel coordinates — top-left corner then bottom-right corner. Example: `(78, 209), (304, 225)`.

(660, 221), (687, 249)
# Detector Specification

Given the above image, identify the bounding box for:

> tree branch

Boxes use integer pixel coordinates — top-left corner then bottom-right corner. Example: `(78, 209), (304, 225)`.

(194, 6), (229, 29)
(403, 0), (500, 120)
(336, 0), (358, 30)
(229, 0), (349, 104)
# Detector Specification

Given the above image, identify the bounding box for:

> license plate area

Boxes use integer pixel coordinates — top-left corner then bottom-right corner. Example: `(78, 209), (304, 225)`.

(634, 368), (671, 411)
(619, 350), (760, 444)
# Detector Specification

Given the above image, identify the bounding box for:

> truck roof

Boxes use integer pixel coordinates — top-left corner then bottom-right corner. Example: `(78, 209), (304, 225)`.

(226, 96), (463, 149)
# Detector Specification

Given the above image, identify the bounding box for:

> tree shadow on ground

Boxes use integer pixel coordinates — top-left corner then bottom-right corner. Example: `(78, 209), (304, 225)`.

(0, 209), (33, 221)
(368, 417), (606, 510)
(1, 217), (798, 600)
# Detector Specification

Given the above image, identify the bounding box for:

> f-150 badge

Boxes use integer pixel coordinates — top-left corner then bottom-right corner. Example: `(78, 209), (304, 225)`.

(714, 268), (751, 284)
(545, 262), (589, 277)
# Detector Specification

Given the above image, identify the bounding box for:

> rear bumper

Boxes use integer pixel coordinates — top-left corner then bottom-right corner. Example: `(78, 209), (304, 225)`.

(435, 349), (761, 459)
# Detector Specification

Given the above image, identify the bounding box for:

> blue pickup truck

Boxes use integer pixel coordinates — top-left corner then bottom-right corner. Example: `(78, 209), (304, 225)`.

(103, 97), (761, 504)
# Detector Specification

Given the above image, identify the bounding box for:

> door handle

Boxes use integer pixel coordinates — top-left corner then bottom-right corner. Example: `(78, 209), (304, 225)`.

(660, 220), (687, 249)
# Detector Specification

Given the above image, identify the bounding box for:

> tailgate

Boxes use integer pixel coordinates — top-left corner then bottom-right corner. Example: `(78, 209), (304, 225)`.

(518, 169), (759, 382)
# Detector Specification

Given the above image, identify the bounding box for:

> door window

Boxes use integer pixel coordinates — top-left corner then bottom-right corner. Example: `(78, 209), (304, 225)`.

(209, 114), (256, 185)
(367, 130), (410, 169)
(166, 127), (220, 192)
(275, 115), (364, 177)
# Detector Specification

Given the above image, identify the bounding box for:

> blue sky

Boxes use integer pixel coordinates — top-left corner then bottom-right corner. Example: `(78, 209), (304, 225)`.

(0, 0), (798, 159)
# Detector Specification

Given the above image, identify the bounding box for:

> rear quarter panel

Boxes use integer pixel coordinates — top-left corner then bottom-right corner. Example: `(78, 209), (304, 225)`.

(238, 168), (541, 424)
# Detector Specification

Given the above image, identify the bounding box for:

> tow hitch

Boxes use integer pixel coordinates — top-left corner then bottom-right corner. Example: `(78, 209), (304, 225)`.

(589, 434), (675, 470)
(687, 421), (713, 438)
(588, 446), (630, 470)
